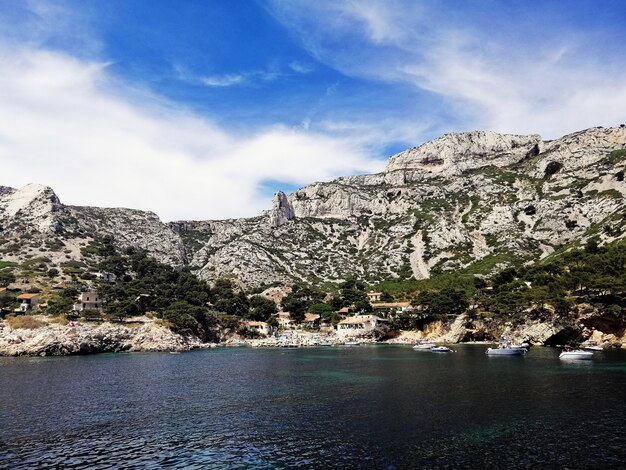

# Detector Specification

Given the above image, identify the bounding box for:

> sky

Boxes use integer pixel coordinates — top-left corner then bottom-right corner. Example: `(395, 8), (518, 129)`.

(1, 0), (625, 221)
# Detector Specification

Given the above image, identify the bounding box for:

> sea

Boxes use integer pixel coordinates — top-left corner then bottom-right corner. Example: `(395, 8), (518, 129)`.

(1, 345), (625, 469)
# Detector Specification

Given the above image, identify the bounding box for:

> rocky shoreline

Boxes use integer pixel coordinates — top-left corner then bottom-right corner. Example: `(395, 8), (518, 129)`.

(0, 316), (210, 357)
(1, 307), (624, 357)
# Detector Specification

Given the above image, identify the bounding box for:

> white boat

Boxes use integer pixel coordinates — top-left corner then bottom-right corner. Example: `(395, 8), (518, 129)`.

(430, 346), (451, 353)
(413, 343), (436, 350)
(583, 341), (603, 351)
(343, 341), (361, 346)
(486, 346), (526, 356)
(559, 349), (593, 360)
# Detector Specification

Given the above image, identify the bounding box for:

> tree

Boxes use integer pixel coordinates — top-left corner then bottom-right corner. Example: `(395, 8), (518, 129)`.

(248, 295), (277, 321)
(46, 268), (59, 278)
(104, 299), (139, 320)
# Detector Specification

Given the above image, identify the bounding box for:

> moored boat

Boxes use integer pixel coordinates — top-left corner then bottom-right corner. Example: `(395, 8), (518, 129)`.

(559, 349), (593, 360)
(343, 341), (361, 346)
(430, 346), (451, 353)
(486, 338), (527, 356)
(486, 346), (526, 356)
(583, 341), (603, 351)
(413, 343), (436, 350)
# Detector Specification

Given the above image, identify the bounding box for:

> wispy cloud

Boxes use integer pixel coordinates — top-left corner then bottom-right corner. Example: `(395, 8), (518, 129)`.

(265, 0), (626, 138)
(201, 74), (246, 87)
(288, 60), (314, 74)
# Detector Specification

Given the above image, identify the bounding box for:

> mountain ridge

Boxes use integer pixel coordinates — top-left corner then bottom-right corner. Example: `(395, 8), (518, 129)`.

(1, 125), (626, 288)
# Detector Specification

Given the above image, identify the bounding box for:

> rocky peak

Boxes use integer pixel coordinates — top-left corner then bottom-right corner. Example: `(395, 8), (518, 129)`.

(385, 130), (543, 176)
(268, 191), (295, 227)
(0, 183), (62, 233)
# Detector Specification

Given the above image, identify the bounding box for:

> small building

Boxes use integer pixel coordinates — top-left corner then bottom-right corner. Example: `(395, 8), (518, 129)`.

(371, 302), (412, 313)
(367, 291), (383, 302)
(16, 293), (39, 312)
(303, 313), (321, 326)
(336, 314), (388, 336)
(73, 291), (103, 312)
(245, 321), (270, 336)
(95, 272), (117, 284)
(337, 307), (351, 315)
(0, 287), (7, 296)
(273, 312), (295, 329)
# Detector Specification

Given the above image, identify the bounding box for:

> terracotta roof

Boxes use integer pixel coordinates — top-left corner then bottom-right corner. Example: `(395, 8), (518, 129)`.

(246, 321), (268, 327)
(304, 313), (320, 322)
(17, 293), (39, 299)
(338, 307), (350, 313)
(367, 292), (383, 296)
(0, 287), (6, 294)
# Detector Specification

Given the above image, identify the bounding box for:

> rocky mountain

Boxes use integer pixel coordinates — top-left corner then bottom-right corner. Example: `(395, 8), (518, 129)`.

(2, 126), (626, 288)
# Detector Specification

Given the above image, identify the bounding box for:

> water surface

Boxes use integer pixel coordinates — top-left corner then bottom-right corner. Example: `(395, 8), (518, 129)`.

(1, 345), (625, 468)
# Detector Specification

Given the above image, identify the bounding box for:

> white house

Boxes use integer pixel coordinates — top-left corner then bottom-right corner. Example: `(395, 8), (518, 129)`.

(367, 291), (382, 302)
(273, 312), (295, 329)
(16, 293), (39, 312)
(245, 321), (270, 336)
(73, 291), (103, 312)
(336, 315), (388, 336)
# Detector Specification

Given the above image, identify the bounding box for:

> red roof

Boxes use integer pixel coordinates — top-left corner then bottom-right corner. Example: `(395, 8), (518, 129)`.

(17, 293), (39, 299)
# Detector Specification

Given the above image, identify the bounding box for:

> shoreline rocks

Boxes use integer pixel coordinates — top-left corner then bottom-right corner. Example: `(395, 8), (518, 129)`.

(0, 317), (210, 357)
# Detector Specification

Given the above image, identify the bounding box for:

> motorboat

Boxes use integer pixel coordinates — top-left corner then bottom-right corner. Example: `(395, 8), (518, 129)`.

(343, 341), (361, 346)
(413, 342), (436, 350)
(559, 349), (593, 360)
(583, 341), (603, 352)
(430, 346), (451, 353)
(486, 346), (526, 356)
(486, 339), (527, 356)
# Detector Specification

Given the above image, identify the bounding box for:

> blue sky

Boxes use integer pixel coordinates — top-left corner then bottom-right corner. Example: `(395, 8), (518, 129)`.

(1, 0), (625, 220)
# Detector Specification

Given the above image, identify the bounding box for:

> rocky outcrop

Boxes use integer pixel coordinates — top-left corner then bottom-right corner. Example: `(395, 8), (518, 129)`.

(0, 183), (62, 234)
(268, 191), (295, 227)
(0, 318), (208, 356)
(385, 131), (543, 175)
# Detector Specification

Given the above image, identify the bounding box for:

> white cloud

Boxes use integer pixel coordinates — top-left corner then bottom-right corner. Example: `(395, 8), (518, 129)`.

(201, 74), (246, 87)
(288, 61), (314, 74)
(266, 0), (626, 138)
(0, 46), (384, 221)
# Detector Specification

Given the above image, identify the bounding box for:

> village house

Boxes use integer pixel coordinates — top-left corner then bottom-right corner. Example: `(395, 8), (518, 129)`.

(273, 312), (295, 329)
(367, 291), (382, 302)
(371, 302), (412, 317)
(336, 314), (388, 336)
(16, 293), (39, 312)
(245, 321), (270, 336)
(73, 291), (103, 312)
(302, 313), (321, 327)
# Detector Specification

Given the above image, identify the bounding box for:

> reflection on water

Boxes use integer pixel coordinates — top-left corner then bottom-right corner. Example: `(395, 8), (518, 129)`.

(1, 346), (625, 468)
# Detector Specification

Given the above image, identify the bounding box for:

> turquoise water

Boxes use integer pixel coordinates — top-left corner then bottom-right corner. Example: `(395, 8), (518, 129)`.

(1, 345), (625, 468)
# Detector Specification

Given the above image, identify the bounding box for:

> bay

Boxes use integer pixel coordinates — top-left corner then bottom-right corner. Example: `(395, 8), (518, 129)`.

(1, 345), (625, 469)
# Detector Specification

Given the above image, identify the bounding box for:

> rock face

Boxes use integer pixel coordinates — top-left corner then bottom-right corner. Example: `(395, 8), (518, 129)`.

(268, 191), (295, 227)
(0, 319), (206, 356)
(177, 126), (626, 287)
(385, 131), (542, 175)
(0, 183), (62, 233)
(2, 126), (626, 287)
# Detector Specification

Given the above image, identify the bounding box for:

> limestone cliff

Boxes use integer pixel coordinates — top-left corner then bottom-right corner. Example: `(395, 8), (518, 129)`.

(2, 126), (626, 288)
